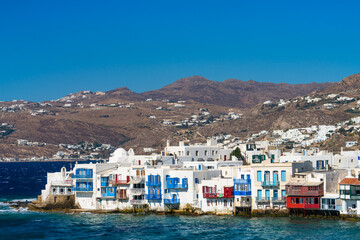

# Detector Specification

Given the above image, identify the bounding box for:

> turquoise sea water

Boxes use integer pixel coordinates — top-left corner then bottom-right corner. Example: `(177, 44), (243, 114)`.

(1, 162), (360, 240)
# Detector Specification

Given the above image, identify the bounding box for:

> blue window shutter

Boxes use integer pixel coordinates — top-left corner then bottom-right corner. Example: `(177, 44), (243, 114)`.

(282, 190), (286, 197)
(257, 171), (262, 182)
(281, 171), (286, 182)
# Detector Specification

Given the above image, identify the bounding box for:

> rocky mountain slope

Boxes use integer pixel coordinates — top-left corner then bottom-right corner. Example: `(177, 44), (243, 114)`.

(3, 73), (360, 159)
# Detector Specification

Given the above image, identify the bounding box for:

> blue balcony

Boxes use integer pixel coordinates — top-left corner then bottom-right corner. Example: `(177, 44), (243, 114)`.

(166, 177), (188, 189)
(145, 194), (162, 200)
(72, 187), (93, 192)
(72, 174), (93, 179)
(234, 179), (251, 184)
(261, 181), (279, 187)
(234, 191), (252, 196)
(164, 198), (180, 204)
(146, 181), (161, 187)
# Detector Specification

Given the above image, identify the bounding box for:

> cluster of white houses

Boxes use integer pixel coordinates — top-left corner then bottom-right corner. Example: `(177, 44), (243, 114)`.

(40, 139), (360, 215)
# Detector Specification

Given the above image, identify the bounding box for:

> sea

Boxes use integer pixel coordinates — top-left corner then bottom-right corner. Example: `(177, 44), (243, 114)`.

(1, 161), (360, 240)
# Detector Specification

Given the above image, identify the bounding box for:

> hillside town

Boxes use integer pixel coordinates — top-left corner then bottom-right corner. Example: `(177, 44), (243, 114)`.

(35, 134), (360, 217)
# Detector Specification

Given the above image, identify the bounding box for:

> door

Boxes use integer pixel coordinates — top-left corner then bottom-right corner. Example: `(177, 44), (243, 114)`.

(273, 190), (278, 200)
(257, 190), (262, 200)
(172, 194), (177, 203)
(273, 171), (278, 183)
(265, 190), (270, 200)
(264, 171), (270, 183)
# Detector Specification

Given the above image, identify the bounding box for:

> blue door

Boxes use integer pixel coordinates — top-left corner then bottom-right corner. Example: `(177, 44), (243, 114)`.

(273, 171), (278, 183)
(257, 190), (262, 200)
(172, 194), (177, 203)
(273, 190), (278, 200)
(265, 190), (270, 200)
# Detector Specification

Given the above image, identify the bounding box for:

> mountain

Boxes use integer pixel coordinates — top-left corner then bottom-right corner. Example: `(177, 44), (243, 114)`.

(321, 73), (360, 95)
(142, 76), (335, 108)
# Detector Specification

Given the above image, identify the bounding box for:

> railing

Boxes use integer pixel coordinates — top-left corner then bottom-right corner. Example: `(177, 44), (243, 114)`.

(51, 180), (72, 186)
(146, 181), (161, 187)
(130, 199), (147, 205)
(255, 197), (270, 203)
(272, 197), (286, 202)
(145, 194), (162, 200)
(286, 188), (323, 196)
(131, 176), (145, 181)
(72, 174), (93, 179)
(234, 191), (251, 196)
(167, 183), (188, 189)
(203, 192), (233, 198)
(109, 179), (130, 185)
(72, 187), (93, 192)
(130, 188), (145, 195)
(101, 193), (116, 198)
(234, 179), (251, 184)
(261, 181), (279, 187)
(164, 198), (180, 204)
(117, 194), (129, 200)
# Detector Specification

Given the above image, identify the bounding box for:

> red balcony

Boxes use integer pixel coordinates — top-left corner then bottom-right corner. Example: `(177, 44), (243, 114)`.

(109, 176), (130, 185)
(285, 183), (324, 197)
(203, 186), (233, 198)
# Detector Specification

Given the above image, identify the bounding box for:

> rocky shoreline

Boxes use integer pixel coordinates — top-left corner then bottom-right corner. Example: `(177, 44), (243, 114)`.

(5, 199), (360, 222)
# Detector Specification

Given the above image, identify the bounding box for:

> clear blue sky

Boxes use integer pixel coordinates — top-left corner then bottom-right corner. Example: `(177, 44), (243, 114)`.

(1, 0), (360, 102)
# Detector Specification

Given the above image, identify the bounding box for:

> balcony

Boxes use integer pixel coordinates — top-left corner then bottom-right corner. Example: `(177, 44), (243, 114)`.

(167, 182), (188, 190)
(286, 187), (323, 196)
(234, 191), (251, 196)
(72, 174), (93, 179)
(130, 199), (147, 205)
(130, 188), (145, 195)
(146, 181), (161, 187)
(203, 192), (233, 198)
(109, 179), (130, 185)
(255, 197), (270, 203)
(234, 179), (251, 184)
(72, 187), (93, 192)
(145, 194), (162, 200)
(261, 181), (279, 187)
(117, 194), (129, 200)
(164, 198), (180, 204)
(272, 197), (286, 203)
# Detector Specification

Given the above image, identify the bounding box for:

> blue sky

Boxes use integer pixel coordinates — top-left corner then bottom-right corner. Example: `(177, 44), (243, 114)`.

(1, 0), (360, 102)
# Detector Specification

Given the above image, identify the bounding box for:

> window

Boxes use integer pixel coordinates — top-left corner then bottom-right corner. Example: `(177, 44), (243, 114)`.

(196, 151), (199, 156)
(291, 198), (294, 204)
(195, 178), (199, 184)
(281, 170), (286, 182)
(282, 190), (286, 197)
(257, 171), (262, 182)
(257, 190), (262, 199)
(205, 150), (208, 156)
(314, 198), (319, 204)
(300, 198), (303, 204)
(186, 151), (190, 156)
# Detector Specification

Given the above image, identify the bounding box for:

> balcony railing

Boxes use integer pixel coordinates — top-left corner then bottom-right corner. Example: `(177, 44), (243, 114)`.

(146, 181), (161, 187)
(234, 190), (251, 196)
(72, 187), (93, 192)
(286, 188), (323, 196)
(164, 198), (180, 204)
(272, 197), (286, 203)
(255, 197), (270, 203)
(145, 194), (162, 200)
(130, 199), (147, 205)
(261, 181), (280, 187)
(117, 194), (129, 200)
(203, 192), (233, 198)
(131, 176), (145, 181)
(101, 193), (116, 198)
(167, 183), (188, 189)
(130, 188), (145, 195)
(72, 174), (93, 179)
(109, 179), (130, 185)
(234, 179), (251, 184)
